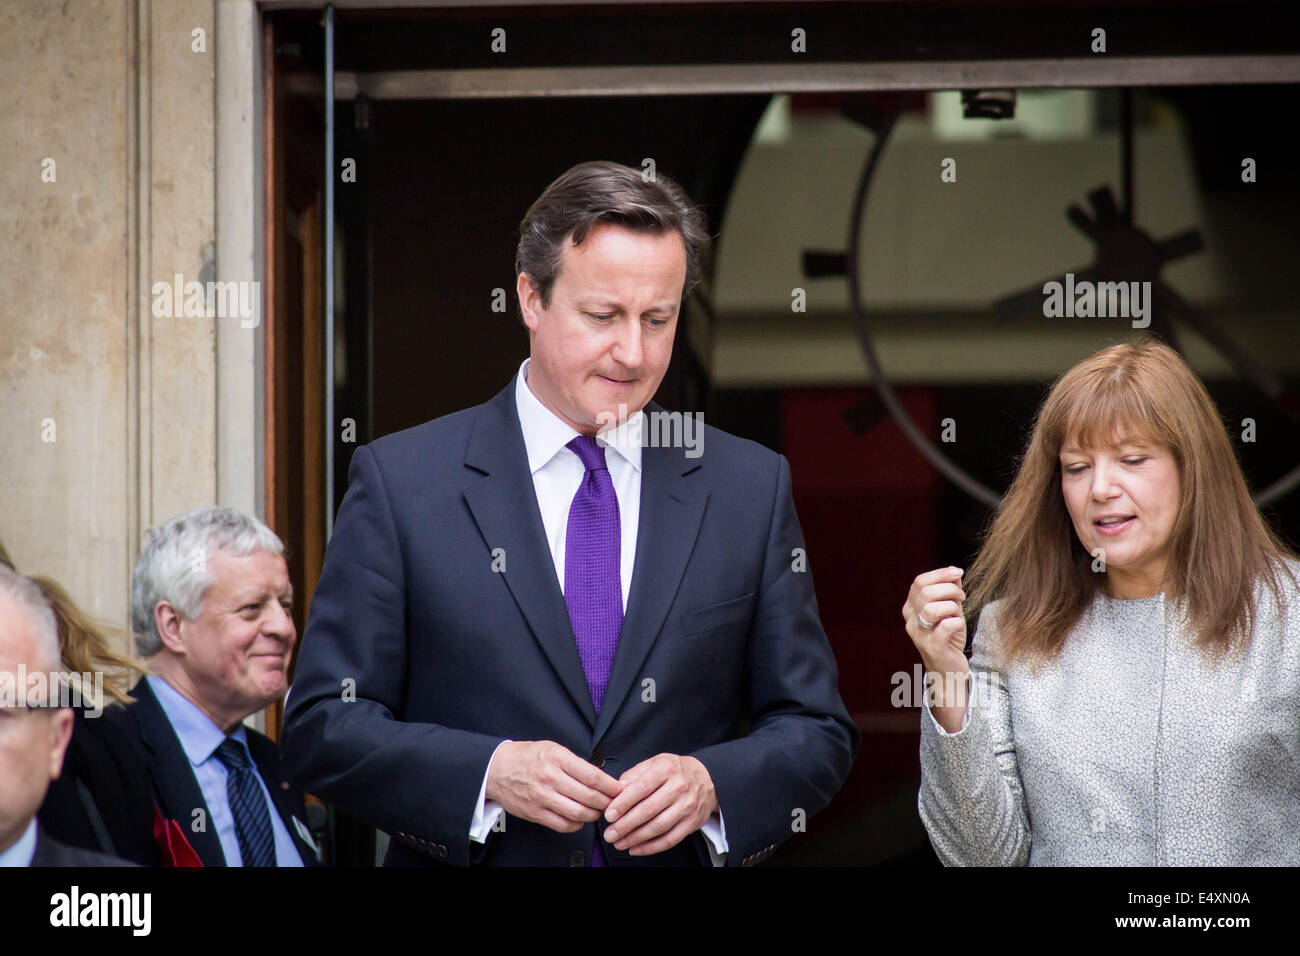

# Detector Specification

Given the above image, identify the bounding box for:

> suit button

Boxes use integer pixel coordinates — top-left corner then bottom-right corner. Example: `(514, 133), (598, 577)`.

(569, 850), (586, 867)
(438, 845), (448, 858)
(590, 748), (606, 769)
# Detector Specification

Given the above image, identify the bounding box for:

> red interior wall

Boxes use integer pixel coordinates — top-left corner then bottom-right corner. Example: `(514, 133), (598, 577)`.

(781, 386), (940, 819)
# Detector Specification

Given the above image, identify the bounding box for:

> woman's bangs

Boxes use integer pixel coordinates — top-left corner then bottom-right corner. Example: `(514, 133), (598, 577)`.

(1055, 375), (1165, 453)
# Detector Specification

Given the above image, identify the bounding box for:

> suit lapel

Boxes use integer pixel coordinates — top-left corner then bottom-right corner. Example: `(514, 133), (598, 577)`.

(462, 379), (599, 727)
(593, 420), (707, 743)
(126, 679), (227, 867)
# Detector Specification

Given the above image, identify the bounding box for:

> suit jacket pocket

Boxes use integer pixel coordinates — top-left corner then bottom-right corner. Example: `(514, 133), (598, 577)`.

(680, 592), (756, 639)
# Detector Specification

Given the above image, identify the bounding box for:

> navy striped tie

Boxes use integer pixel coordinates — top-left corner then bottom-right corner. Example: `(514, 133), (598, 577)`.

(214, 737), (277, 867)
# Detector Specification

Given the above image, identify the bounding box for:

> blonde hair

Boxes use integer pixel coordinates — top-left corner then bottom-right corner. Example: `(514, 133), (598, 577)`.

(965, 337), (1298, 664)
(0, 541), (145, 704)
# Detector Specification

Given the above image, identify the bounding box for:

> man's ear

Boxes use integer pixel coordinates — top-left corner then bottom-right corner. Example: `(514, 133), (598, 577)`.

(46, 706), (74, 780)
(516, 272), (541, 334)
(154, 601), (187, 655)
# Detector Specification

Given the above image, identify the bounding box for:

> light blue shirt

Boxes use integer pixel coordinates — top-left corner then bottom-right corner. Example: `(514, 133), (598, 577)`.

(147, 675), (303, 867)
(0, 819), (37, 867)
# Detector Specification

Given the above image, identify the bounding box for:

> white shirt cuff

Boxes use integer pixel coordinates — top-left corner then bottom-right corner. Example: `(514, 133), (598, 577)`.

(923, 673), (974, 736)
(701, 809), (728, 866)
(469, 740), (510, 843)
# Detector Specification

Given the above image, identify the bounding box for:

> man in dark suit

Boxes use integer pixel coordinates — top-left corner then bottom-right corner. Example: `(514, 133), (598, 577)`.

(31, 825), (133, 867)
(281, 160), (858, 866)
(0, 565), (130, 867)
(106, 506), (322, 867)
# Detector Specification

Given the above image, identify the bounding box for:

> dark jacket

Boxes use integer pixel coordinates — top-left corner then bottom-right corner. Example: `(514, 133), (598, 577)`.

(281, 376), (859, 866)
(38, 702), (160, 865)
(105, 677), (322, 866)
(31, 823), (135, 867)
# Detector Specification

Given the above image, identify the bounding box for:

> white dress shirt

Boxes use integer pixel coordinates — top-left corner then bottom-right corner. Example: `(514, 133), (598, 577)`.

(468, 358), (728, 864)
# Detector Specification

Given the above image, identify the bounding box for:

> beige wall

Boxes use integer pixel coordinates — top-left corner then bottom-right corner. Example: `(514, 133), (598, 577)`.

(0, 0), (218, 647)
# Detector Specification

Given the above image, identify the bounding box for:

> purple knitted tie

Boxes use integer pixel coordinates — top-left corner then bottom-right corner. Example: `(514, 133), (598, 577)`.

(564, 434), (622, 867)
(565, 435), (623, 711)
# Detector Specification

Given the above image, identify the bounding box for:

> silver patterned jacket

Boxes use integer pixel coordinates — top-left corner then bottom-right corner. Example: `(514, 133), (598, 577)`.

(918, 559), (1300, 865)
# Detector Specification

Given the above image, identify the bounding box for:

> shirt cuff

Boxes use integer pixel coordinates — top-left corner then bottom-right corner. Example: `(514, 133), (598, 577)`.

(700, 809), (728, 866)
(923, 677), (973, 736)
(469, 740), (510, 843)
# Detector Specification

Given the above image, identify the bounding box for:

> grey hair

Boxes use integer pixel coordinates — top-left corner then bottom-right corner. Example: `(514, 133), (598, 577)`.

(0, 563), (61, 673)
(131, 506), (285, 657)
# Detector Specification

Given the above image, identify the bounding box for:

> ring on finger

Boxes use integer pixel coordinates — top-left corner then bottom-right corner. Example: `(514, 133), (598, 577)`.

(917, 612), (936, 631)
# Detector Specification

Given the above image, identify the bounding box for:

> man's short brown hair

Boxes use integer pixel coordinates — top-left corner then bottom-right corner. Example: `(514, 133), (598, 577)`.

(515, 160), (711, 315)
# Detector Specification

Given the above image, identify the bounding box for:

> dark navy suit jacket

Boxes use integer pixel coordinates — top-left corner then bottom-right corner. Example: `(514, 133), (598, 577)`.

(280, 375), (858, 866)
(31, 824), (134, 867)
(106, 678), (322, 867)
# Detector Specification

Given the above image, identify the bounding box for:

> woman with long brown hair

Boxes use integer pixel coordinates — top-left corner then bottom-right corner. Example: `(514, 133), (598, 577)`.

(903, 338), (1300, 865)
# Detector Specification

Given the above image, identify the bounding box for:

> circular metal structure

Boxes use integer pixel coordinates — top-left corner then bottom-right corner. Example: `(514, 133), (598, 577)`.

(830, 95), (1299, 508)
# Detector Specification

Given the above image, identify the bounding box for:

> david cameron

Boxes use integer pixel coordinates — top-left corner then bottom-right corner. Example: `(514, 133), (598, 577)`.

(280, 160), (858, 866)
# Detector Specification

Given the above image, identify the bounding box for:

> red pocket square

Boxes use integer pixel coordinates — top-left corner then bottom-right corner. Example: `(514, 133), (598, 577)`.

(152, 803), (204, 867)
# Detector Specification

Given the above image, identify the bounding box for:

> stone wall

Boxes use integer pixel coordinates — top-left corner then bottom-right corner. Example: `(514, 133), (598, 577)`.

(0, 0), (218, 649)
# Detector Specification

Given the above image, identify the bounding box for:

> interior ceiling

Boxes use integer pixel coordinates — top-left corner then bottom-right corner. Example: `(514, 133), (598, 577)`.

(271, 0), (1300, 248)
(274, 2), (1299, 74)
(269, 3), (1299, 391)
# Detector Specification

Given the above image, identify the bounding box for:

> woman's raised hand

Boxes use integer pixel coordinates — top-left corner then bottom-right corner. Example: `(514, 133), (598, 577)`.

(902, 567), (971, 729)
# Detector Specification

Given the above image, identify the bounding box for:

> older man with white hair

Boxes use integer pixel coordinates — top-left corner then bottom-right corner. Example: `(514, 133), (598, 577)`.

(107, 506), (322, 867)
(0, 564), (127, 866)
